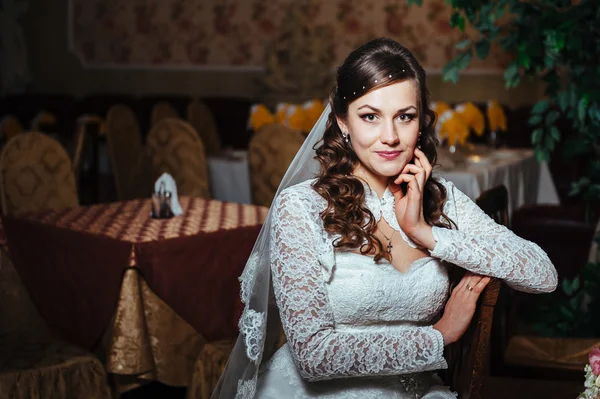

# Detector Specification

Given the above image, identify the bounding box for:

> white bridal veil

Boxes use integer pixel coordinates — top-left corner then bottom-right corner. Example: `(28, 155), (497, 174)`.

(211, 104), (332, 398)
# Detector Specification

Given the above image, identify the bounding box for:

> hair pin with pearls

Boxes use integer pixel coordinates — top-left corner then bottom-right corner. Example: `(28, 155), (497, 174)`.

(341, 69), (408, 102)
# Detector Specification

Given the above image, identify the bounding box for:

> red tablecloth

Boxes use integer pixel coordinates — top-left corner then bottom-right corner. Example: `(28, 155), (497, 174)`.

(2, 197), (268, 350)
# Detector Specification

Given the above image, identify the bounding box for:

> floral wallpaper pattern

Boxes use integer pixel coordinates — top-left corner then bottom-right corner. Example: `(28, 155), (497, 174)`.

(69, 0), (510, 72)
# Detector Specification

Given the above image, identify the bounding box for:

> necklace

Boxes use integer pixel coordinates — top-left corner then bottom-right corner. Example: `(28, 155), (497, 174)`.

(378, 226), (396, 254)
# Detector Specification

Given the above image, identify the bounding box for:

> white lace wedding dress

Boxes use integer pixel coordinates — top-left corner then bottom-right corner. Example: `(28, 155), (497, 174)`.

(254, 177), (557, 399)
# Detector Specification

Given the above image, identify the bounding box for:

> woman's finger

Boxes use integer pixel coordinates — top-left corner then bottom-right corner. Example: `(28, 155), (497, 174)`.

(414, 156), (425, 177)
(456, 272), (481, 295)
(401, 164), (425, 191)
(395, 175), (426, 206)
(401, 163), (424, 175)
(414, 156), (422, 168)
(394, 173), (416, 185)
(454, 273), (470, 293)
(464, 275), (483, 294)
(394, 174), (423, 199)
(413, 148), (433, 181)
(388, 179), (405, 201)
(472, 276), (491, 294)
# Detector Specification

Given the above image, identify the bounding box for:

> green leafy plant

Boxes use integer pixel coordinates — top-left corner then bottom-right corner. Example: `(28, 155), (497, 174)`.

(408, 0), (600, 337)
(422, 0), (600, 211)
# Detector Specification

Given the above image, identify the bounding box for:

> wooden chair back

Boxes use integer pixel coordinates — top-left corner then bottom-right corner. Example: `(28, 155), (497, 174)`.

(444, 185), (508, 398)
(475, 185), (509, 226)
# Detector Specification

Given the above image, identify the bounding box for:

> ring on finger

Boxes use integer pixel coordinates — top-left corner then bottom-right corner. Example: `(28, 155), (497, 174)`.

(466, 285), (474, 292)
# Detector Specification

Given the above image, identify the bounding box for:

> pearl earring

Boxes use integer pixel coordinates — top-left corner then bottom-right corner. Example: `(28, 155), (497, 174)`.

(341, 131), (349, 143)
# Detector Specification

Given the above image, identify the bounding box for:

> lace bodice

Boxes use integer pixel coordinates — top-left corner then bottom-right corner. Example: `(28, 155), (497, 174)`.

(268, 177), (557, 384)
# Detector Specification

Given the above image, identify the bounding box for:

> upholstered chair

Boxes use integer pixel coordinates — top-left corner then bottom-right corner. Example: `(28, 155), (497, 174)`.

(186, 100), (221, 157)
(248, 123), (305, 208)
(105, 104), (153, 200)
(151, 101), (180, 126)
(146, 118), (211, 198)
(0, 132), (78, 215)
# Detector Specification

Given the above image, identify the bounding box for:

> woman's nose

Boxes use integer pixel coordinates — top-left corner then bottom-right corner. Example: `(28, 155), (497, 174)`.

(380, 122), (400, 145)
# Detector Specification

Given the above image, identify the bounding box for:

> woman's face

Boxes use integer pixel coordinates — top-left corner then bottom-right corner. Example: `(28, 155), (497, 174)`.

(338, 80), (420, 185)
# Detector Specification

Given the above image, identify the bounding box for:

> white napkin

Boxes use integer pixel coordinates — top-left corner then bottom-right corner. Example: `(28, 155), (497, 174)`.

(154, 172), (183, 216)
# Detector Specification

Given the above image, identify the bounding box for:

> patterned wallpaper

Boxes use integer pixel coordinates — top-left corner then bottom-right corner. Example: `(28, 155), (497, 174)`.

(69, 0), (510, 72)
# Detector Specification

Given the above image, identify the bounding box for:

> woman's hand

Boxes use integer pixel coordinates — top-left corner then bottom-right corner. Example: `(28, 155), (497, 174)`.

(388, 148), (434, 249)
(433, 272), (491, 345)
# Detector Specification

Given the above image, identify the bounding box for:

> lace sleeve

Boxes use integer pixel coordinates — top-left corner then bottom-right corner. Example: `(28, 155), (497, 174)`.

(270, 188), (447, 382)
(430, 180), (558, 293)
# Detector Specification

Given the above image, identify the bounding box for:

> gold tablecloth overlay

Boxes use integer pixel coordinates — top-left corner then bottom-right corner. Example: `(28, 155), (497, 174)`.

(98, 266), (208, 394)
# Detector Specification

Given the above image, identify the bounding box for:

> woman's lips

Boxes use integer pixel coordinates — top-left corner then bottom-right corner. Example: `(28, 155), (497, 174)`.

(376, 151), (401, 160)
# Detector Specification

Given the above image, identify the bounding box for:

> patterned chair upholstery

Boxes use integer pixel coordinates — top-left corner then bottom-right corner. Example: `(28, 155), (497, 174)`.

(146, 118), (211, 198)
(0, 248), (110, 398)
(187, 340), (236, 399)
(105, 104), (153, 200)
(0, 132), (78, 216)
(248, 123), (305, 208)
(186, 100), (221, 156)
(151, 101), (179, 126)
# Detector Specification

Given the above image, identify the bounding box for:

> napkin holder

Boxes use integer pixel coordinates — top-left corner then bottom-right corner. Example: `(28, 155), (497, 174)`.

(151, 181), (175, 219)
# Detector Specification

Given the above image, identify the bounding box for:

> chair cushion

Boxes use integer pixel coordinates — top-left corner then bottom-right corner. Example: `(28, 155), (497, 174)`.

(188, 340), (236, 399)
(505, 335), (600, 371)
(0, 333), (111, 399)
(0, 333), (96, 371)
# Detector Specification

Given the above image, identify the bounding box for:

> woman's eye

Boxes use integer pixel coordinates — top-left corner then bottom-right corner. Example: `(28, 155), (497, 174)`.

(361, 114), (378, 122)
(399, 114), (416, 122)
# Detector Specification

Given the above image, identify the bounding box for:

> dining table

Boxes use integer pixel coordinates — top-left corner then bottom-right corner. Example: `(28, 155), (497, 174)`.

(434, 146), (560, 215)
(1, 196), (268, 392)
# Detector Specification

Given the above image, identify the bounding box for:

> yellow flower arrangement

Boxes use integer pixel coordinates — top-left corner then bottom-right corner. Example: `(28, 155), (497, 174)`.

(248, 104), (275, 131)
(487, 100), (507, 132)
(302, 99), (326, 132)
(436, 110), (470, 147)
(282, 104), (305, 131)
(455, 102), (485, 136)
(275, 103), (293, 124)
(431, 101), (452, 117)
(249, 100), (327, 133)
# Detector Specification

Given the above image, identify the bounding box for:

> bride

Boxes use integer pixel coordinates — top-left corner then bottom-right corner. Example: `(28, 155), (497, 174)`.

(211, 38), (558, 398)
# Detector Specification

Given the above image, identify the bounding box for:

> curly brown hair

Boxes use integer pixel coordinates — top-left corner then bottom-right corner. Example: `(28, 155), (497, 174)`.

(313, 38), (455, 262)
